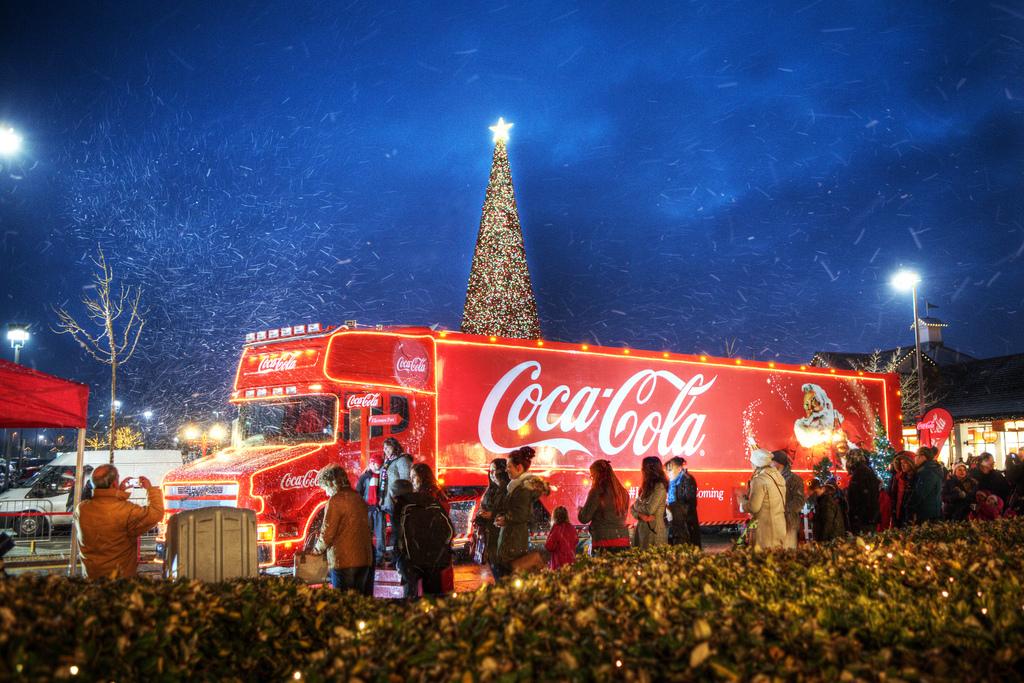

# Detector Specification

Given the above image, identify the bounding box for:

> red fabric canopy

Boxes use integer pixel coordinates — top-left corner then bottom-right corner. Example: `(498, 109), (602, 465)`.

(0, 359), (90, 428)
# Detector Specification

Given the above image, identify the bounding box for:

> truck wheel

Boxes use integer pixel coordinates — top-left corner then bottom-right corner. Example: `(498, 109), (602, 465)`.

(15, 514), (49, 538)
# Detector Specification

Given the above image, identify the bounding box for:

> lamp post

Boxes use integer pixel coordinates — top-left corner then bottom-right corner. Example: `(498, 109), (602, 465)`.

(6, 323), (30, 364)
(891, 269), (926, 418)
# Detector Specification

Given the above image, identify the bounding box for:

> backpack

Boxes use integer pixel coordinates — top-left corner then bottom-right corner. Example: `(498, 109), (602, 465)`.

(400, 500), (454, 568)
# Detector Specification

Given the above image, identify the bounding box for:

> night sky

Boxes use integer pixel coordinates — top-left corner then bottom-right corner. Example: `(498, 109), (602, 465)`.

(1, 1), (1022, 424)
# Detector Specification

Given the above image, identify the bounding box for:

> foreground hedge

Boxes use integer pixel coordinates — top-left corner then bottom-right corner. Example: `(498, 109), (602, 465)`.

(3, 520), (1024, 682)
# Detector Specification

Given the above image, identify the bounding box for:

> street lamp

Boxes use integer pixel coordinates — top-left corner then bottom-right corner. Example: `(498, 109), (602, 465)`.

(180, 423), (226, 459)
(891, 269), (926, 417)
(0, 126), (22, 156)
(207, 424), (228, 442)
(6, 323), (29, 364)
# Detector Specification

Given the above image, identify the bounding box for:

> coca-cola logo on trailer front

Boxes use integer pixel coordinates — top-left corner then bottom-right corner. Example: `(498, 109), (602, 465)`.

(394, 339), (430, 388)
(478, 360), (717, 459)
(396, 356), (427, 373)
(280, 469), (319, 490)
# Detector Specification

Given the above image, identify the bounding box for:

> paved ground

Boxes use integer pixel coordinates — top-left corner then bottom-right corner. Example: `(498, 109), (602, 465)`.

(3, 532), (738, 585)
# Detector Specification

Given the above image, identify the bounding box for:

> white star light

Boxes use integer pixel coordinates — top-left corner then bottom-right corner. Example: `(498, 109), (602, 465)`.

(489, 117), (513, 143)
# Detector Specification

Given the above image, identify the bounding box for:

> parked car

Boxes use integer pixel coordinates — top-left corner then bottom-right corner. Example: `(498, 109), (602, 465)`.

(0, 450), (182, 538)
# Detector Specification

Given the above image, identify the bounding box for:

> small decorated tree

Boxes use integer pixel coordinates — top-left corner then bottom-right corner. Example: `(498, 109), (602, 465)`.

(869, 415), (897, 487)
(813, 457), (834, 484)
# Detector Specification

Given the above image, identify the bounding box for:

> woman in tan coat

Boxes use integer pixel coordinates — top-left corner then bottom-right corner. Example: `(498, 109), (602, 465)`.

(631, 456), (669, 548)
(740, 449), (788, 550)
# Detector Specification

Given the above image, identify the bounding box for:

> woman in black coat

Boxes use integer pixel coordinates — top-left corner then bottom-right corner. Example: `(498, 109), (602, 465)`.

(474, 458), (509, 579)
(578, 459), (630, 555)
(942, 463), (976, 521)
(845, 450), (881, 535)
(809, 478), (846, 542)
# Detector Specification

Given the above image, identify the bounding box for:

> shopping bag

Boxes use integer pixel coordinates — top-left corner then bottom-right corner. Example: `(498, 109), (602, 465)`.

(293, 550), (328, 584)
(509, 550), (544, 574)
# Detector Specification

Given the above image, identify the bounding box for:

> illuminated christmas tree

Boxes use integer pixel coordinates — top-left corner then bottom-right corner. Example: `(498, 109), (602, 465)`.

(460, 118), (541, 339)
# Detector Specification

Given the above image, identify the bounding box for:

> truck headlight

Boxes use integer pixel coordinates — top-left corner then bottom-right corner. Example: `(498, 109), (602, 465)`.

(257, 523), (275, 542)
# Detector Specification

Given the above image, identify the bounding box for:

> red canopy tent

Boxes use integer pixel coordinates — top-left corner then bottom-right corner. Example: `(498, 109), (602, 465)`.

(0, 359), (89, 429)
(0, 359), (90, 575)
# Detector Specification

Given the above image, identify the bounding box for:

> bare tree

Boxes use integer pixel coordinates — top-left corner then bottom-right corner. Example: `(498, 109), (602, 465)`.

(845, 348), (944, 417)
(55, 247), (146, 464)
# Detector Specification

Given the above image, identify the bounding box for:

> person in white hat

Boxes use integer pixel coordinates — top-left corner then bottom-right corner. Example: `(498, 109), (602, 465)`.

(738, 448), (788, 550)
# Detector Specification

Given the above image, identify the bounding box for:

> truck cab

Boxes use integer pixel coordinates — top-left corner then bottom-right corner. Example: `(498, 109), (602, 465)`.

(159, 323), (436, 567)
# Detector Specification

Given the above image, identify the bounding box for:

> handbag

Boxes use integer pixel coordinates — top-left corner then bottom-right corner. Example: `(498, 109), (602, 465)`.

(509, 550), (545, 574)
(293, 550), (328, 584)
(470, 530), (487, 565)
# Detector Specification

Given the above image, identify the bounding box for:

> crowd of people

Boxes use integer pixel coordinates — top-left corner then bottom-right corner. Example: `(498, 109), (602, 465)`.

(282, 438), (1024, 593)
(313, 439), (708, 596)
(746, 446), (1024, 548)
(69, 434), (1023, 592)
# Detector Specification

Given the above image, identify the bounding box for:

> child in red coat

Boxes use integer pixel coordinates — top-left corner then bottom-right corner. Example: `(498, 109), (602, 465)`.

(545, 506), (579, 570)
(969, 491), (1004, 521)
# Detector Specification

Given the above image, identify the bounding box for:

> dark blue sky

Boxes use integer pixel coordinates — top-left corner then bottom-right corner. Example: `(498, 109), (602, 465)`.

(1, 1), (1022, 421)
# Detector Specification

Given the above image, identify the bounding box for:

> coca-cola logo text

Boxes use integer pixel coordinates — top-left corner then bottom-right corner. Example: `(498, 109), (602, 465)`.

(396, 357), (427, 373)
(478, 361), (717, 459)
(257, 356), (297, 373)
(394, 339), (430, 388)
(347, 393), (381, 409)
(280, 469), (319, 490)
(917, 415), (949, 432)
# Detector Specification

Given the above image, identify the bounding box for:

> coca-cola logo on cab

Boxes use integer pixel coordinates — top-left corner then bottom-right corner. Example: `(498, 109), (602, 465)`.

(478, 360), (717, 459)
(280, 469), (319, 490)
(347, 393), (381, 409)
(394, 339), (430, 388)
(257, 356), (298, 374)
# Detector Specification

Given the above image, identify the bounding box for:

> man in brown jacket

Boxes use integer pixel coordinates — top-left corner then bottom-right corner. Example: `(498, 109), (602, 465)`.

(313, 464), (374, 594)
(73, 464), (164, 578)
(771, 450), (806, 549)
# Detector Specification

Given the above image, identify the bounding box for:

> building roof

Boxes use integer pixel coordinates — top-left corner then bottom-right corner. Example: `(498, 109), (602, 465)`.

(933, 354), (1024, 421)
(811, 344), (975, 371)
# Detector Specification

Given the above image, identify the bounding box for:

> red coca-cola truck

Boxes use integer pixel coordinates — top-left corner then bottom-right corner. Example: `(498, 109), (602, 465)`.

(159, 323), (902, 567)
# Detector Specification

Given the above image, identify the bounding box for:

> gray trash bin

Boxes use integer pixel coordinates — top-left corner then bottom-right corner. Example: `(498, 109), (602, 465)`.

(164, 507), (258, 581)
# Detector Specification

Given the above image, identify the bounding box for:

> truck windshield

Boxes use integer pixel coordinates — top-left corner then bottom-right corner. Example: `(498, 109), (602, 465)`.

(239, 396), (336, 445)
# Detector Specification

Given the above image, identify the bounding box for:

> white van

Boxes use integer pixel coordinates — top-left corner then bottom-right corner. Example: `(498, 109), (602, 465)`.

(0, 450), (182, 537)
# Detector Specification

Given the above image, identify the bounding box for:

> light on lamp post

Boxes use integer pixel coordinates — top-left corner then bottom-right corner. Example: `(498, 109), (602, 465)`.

(207, 424), (228, 442)
(891, 269), (926, 418)
(0, 126), (22, 157)
(6, 323), (30, 364)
